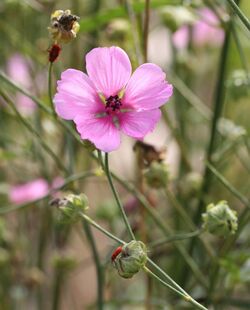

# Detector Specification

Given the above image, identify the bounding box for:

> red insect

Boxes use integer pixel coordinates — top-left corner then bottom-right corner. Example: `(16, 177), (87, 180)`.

(111, 246), (123, 262)
(48, 44), (61, 63)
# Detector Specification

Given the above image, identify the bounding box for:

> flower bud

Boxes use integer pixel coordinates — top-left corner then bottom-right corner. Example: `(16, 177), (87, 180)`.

(160, 6), (195, 32)
(53, 194), (89, 223)
(112, 241), (147, 279)
(48, 9), (80, 44)
(202, 201), (238, 237)
(106, 18), (130, 41)
(218, 118), (246, 141)
(226, 70), (250, 101)
(48, 44), (61, 63)
(0, 248), (10, 267)
(179, 172), (202, 198)
(52, 254), (77, 272)
(144, 161), (168, 189)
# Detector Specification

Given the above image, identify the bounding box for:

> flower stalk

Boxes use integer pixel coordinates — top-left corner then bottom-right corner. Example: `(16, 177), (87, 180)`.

(104, 153), (135, 240)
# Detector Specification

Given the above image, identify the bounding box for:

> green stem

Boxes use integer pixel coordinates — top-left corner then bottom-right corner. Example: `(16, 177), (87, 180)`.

(80, 213), (125, 245)
(125, 0), (143, 64)
(226, 0), (250, 31)
(161, 107), (192, 170)
(0, 89), (67, 174)
(206, 162), (250, 208)
(194, 9), (234, 225)
(82, 221), (104, 310)
(112, 174), (208, 288)
(232, 24), (249, 73)
(52, 269), (63, 310)
(143, 266), (208, 310)
(0, 70), (52, 114)
(79, 213), (206, 309)
(48, 62), (55, 115)
(143, 0), (150, 62)
(104, 153), (135, 240)
(150, 229), (202, 248)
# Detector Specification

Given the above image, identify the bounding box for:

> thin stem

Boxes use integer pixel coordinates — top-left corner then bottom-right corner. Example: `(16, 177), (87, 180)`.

(143, 266), (186, 298)
(232, 23), (249, 73)
(104, 153), (135, 240)
(143, 0), (150, 62)
(125, 0), (143, 65)
(0, 70), (52, 114)
(143, 266), (208, 310)
(48, 62), (55, 115)
(161, 107), (192, 170)
(206, 162), (250, 208)
(82, 221), (104, 310)
(0, 90), (67, 174)
(226, 0), (250, 31)
(79, 213), (206, 309)
(194, 12), (234, 224)
(150, 229), (202, 248)
(112, 174), (208, 288)
(52, 269), (63, 310)
(80, 213), (125, 245)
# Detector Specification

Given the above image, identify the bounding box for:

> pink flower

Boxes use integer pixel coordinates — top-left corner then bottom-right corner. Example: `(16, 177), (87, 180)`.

(6, 54), (31, 88)
(173, 8), (224, 49)
(6, 54), (36, 115)
(54, 46), (173, 152)
(9, 179), (49, 205)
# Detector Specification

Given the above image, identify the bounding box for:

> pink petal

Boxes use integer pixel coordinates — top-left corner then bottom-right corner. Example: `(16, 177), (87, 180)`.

(119, 109), (161, 139)
(6, 54), (31, 88)
(193, 9), (224, 47)
(123, 64), (173, 110)
(54, 69), (104, 120)
(74, 115), (121, 152)
(86, 47), (132, 97)
(173, 26), (189, 50)
(9, 179), (49, 205)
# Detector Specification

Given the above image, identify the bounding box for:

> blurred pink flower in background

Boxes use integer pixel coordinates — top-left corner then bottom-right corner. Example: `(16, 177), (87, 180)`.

(9, 179), (49, 205)
(9, 177), (64, 205)
(173, 8), (224, 49)
(6, 54), (36, 115)
(54, 46), (173, 152)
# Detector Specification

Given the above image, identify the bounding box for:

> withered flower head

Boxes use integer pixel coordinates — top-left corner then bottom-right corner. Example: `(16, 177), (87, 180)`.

(133, 141), (166, 168)
(48, 9), (80, 44)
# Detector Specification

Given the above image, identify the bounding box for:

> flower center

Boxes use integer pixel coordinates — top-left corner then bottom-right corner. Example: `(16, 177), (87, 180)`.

(105, 95), (122, 115)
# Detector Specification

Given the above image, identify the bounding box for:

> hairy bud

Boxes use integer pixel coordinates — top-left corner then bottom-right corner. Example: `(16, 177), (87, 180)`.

(112, 241), (147, 279)
(202, 201), (238, 237)
(53, 194), (89, 223)
(144, 161), (168, 189)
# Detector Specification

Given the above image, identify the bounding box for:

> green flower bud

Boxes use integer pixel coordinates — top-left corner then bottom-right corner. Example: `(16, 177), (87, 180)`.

(54, 194), (89, 223)
(218, 118), (246, 141)
(202, 201), (238, 237)
(112, 241), (147, 279)
(106, 18), (130, 41)
(160, 6), (195, 32)
(179, 172), (202, 198)
(0, 248), (10, 267)
(226, 70), (250, 101)
(144, 161), (168, 189)
(52, 254), (77, 272)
